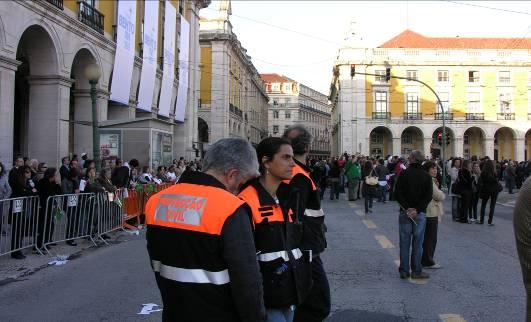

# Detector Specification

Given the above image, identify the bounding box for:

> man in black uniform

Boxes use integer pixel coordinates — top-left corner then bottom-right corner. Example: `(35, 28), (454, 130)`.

(145, 138), (266, 322)
(281, 125), (330, 322)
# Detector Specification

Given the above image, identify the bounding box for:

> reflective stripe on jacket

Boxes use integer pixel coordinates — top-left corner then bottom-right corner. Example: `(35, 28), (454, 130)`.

(145, 176), (247, 322)
(239, 181), (312, 308)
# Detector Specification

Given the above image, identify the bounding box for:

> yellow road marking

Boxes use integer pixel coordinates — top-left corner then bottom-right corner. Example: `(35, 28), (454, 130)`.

(349, 202), (358, 208)
(439, 314), (466, 322)
(355, 210), (365, 217)
(362, 219), (377, 229)
(374, 235), (394, 249)
(408, 278), (429, 285)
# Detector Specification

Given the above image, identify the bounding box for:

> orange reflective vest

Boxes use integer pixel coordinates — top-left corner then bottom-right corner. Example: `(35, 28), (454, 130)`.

(284, 163), (317, 191)
(145, 181), (246, 321)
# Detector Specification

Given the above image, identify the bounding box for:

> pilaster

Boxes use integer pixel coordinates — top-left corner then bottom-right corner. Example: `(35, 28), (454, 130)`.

(0, 56), (21, 167)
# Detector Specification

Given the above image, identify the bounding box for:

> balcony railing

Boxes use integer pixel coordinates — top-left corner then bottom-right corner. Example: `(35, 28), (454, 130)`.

(466, 113), (484, 120)
(434, 112), (453, 120)
(45, 0), (64, 10)
(497, 113), (515, 120)
(372, 112), (390, 120)
(78, 1), (104, 34)
(229, 103), (243, 118)
(403, 112), (422, 120)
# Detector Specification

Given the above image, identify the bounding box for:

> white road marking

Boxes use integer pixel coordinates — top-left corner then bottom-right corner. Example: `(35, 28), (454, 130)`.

(362, 219), (377, 229)
(439, 313), (466, 322)
(374, 235), (395, 249)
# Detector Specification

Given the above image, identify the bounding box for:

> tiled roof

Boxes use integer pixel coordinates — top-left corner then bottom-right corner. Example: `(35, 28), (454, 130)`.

(379, 29), (531, 49)
(260, 73), (296, 84)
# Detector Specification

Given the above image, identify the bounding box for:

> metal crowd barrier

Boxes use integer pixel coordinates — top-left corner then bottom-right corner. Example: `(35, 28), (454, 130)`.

(42, 193), (96, 253)
(0, 182), (177, 257)
(95, 190), (124, 243)
(0, 196), (40, 257)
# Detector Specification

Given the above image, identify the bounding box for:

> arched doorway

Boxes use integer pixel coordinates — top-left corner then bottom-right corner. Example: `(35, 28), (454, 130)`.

(198, 117), (209, 143)
(369, 126), (392, 158)
(69, 48), (99, 157)
(494, 127), (515, 161)
(401, 126), (423, 156)
(526, 129), (531, 161)
(432, 127), (455, 160)
(463, 127), (485, 159)
(14, 25), (58, 160)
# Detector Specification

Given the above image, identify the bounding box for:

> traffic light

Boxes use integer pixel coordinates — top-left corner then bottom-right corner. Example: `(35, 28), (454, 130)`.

(385, 67), (391, 81)
(446, 132), (451, 146)
(437, 132), (442, 145)
(350, 64), (356, 78)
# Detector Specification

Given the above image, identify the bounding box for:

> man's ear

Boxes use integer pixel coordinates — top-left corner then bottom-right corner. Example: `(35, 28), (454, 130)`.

(226, 168), (239, 181)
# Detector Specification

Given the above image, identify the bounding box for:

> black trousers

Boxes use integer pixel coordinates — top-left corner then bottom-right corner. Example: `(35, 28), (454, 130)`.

(293, 256), (331, 322)
(480, 192), (498, 224)
(469, 192), (479, 220)
(421, 217), (438, 267)
(459, 190), (472, 222)
(37, 207), (54, 248)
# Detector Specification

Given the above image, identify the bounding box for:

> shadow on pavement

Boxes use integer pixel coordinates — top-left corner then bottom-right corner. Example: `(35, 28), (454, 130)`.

(328, 309), (406, 322)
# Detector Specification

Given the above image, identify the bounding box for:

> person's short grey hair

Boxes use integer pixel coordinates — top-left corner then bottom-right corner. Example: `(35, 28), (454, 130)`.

(282, 125), (313, 156)
(202, 138), (259, 177)
(409, 150), (425, 164)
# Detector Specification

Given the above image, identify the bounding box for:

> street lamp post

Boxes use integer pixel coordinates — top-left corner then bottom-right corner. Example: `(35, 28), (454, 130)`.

(84, 63), (102, 173)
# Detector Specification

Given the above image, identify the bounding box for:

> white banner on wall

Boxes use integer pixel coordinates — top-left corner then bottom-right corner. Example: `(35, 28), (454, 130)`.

(158, 2), (177, 117)
(175, 15), (190, 122)
(137, 0), (159, 112)
(110, 0), (137, 105)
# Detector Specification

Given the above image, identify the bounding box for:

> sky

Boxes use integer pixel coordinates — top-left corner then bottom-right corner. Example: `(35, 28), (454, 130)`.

(200, 1), (531, 94)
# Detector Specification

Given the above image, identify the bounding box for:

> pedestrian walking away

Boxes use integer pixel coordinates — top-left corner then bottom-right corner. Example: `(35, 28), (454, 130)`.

(144, 138), (266, 322)
(478, 160), (501, 225)
(281, 125), (330, 322)
(395, 150), (433, 280)
(239, 137), (312, 322)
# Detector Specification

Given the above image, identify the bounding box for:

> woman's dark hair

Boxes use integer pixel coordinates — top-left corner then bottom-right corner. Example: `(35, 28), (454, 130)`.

(256, 137), (291, 175)
(157, 166), (165, 172)
(68, 167), (79, 180)
(362, 160), (373, 174)
(481, 160), (496, 177)
(17, 165), (32, 187)
(423, 161), (437, 172)
(43, 167), (57, 181)
(142, 165), (150, 173)
(0, 162), (5, 176)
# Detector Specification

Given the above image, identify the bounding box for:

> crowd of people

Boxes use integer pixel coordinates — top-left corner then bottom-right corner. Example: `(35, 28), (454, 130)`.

(0, 154), (204, 260)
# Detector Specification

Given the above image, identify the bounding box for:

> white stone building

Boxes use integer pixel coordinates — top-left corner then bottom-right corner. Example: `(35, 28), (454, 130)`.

(0, 0), (209, 170)
(198, 1), (269, 148)
(261, 73), (332, 158)
(330, 29), (531, 161)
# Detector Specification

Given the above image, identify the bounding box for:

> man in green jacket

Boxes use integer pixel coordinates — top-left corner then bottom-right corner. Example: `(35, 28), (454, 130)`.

(345, 156), (361, 201)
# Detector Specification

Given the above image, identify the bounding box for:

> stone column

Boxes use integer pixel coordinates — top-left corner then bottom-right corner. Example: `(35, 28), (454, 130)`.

(72, 89), (93, 158)
(0, 56), (21, 167)
(392, 137), (401, 157)
(485, 137), (495, 160)
(27, 75), (73, 167)
(515, 138), (525, 162)
(423, 137), (432, 158)
(454, 137), (464, 158)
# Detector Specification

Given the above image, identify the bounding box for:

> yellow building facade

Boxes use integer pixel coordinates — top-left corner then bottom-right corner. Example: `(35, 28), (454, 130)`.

(330, 30), (531, 161)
